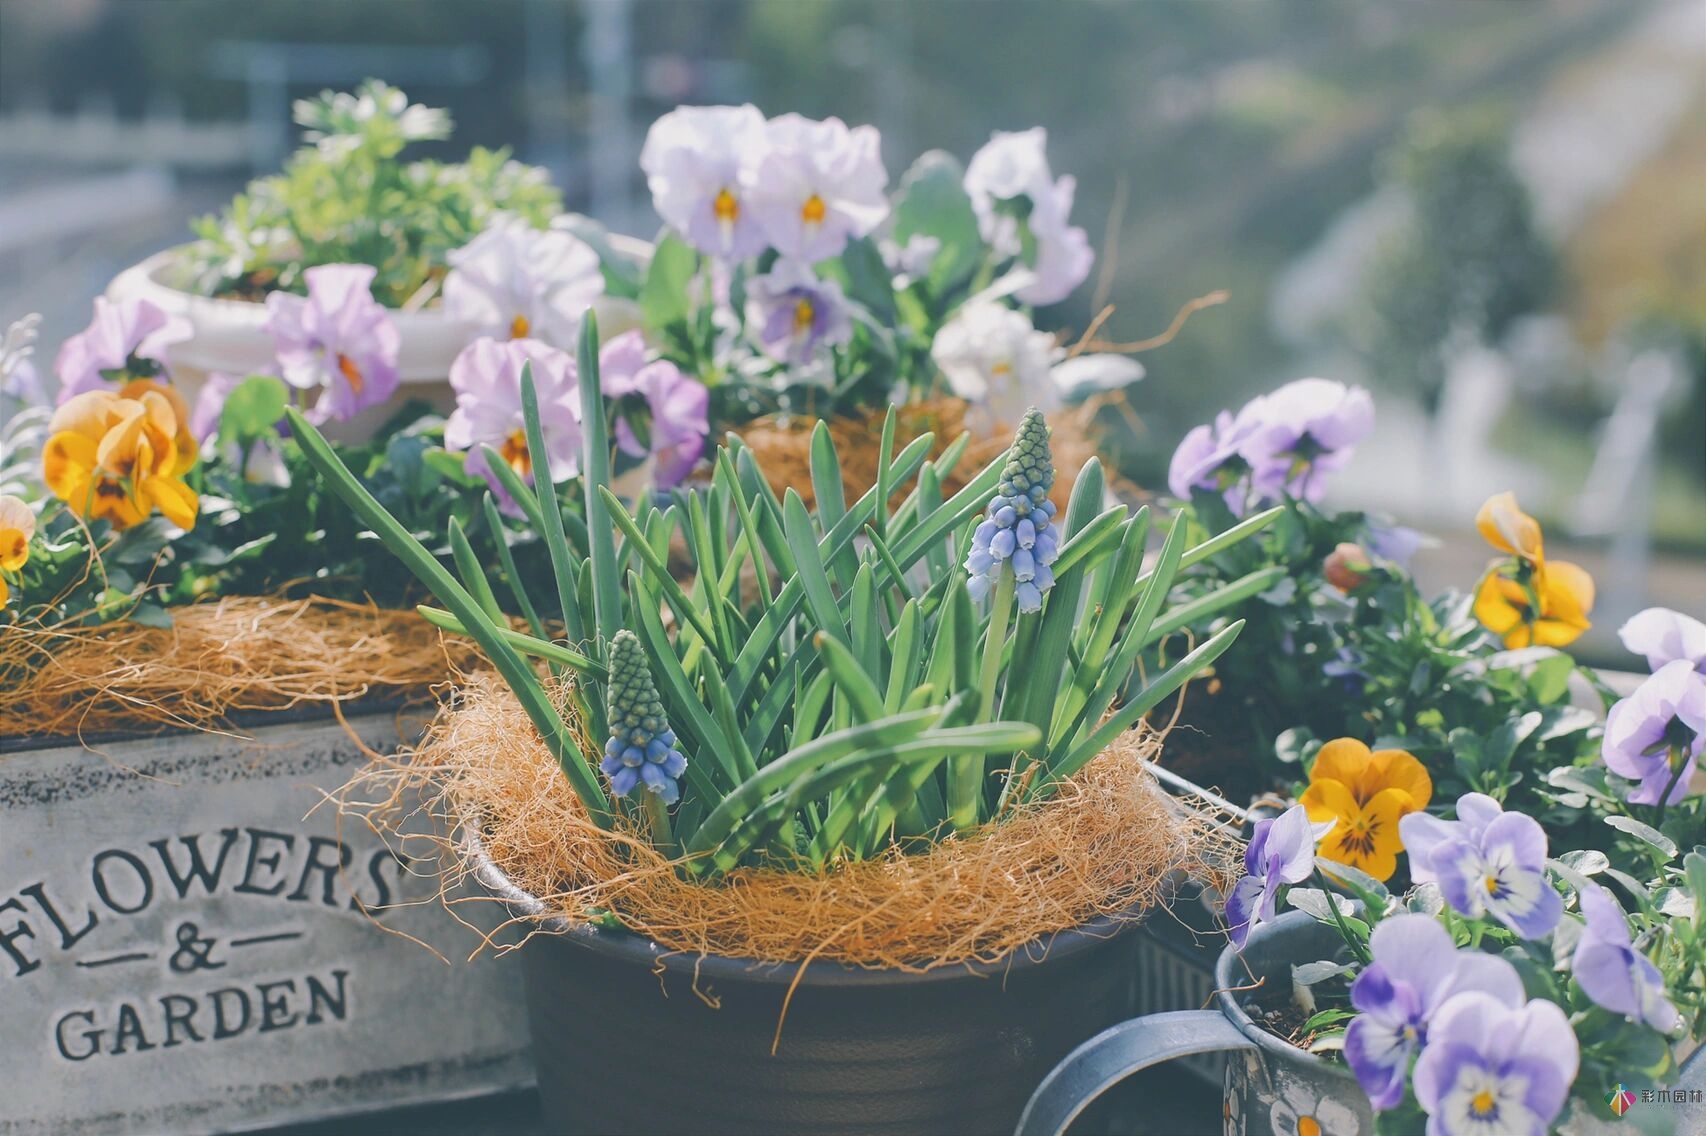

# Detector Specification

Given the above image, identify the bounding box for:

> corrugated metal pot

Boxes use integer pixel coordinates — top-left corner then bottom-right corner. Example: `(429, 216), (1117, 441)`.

(479, 857), (1148, 1136)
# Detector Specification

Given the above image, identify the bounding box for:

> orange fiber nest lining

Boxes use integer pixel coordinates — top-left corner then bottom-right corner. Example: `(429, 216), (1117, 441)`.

(737, 397), (1101, 514)
(349, 673), (1240, 971)
(0, 596), (475, 743)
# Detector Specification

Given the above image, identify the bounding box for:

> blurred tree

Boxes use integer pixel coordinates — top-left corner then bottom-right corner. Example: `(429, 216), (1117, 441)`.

(1347, 107), (1555, 413)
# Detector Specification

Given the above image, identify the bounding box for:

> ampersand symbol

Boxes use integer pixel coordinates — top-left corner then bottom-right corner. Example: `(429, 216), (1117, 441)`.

(168, 921), (225, 973)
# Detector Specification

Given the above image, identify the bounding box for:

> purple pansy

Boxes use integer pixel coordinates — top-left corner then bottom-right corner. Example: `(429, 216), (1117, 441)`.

(264, 264), (400, 424)
(1411, 992), (1579, 1136)
(190, 372), (245, 443)
(1399, 792), (1505, 886)
(597, 331), (710, 489)
(1573, 884), (1680, 1033)
(1601, 659), (1706, 806)
(1166, 405), (1271, 516)
(1225, 804), (1333, 949)
(1246, 378), (1374, 503)
(443, 214), (604, 348)
(1619, 607), (1706, 676)
(1401, 794), (1561, 940)
(744, 259), (853, 367)
(1344, 915), (1525, 1111)
(444, 337), (582, 508)
(54, 296), (191, 402)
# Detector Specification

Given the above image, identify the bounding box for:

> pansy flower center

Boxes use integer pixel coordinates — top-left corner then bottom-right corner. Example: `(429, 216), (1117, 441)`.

(1296, 1115), (1322, 1136)
(1470, 1089), (1498, 1120)
(510, 314), (531, 339)
(713, 187), (740, 223)
(500, 429), (532, 477)
(800, 192), (827, 226)
(337, 353), (365, 395)
(793, 298), (816, 333)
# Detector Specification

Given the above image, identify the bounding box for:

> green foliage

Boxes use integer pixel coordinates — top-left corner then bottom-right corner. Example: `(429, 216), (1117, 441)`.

(1347, 106), (1556, 410)
(292, 315), (1270, 874)
(183, 80), (560, 306)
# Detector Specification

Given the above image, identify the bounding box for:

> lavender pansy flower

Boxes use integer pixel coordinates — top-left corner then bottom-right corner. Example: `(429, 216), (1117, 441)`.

(1601, 659), (1706, 806)
(963, 127), (1093, 305)
(1366, 521), (1427, 569)
(1245, 377), (1374, 503)
(443, 337), (582, 507)
(1224, 804), (1333, 949)
(749, 113), (888, 263)
(744, 260), (853, 368)
(639, 104), (770, 260)
(264, 264), (400, 424)
(1619, 607), (1706, 676)
(54, 296), (191, 401)
(444, 214), (605, 348)
(1573, 884), (1680, 1033)
(1166, 402), (1271, 516)
(598, 331), (710, 489)
(1399, 792), (1505, 887)
(964, 409), (1059, 613)
(1403, 795), (1562, 939)
(1411, 991), (1579, 1136)
(1344, 915), (1524, 1111)
(189, 372), (245, 443)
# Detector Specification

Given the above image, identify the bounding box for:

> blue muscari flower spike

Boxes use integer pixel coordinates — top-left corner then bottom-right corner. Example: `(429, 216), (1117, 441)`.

(601, 630), (688, 805)
(965, 407), (1058, 614)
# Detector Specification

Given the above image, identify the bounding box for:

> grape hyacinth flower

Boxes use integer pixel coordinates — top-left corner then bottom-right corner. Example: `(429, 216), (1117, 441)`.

(443, 214), (605, 348)
(602, 630), (688, 807)
(749, 113), (889, 263)
(1601, 659), (1706, 807)
(1224, 804), (1333, 949)
(1400, 794), (1561, 940)
(744, 259), (853, 368)
(54, 296), (191, 402)
(963, 127), (1094, 306)
(965, 408), (1059, 613)
(597, 331), (710, 489)
(639, 104), (770, 260)
(1344, 915), (1525, 1111)
(1573, 884), (1680, 1033)
(1619, 607), (1706, 676)
(443, 337), (582, 509)
(264, 264), (400, 424)
(1411, 992), (1579, 1136)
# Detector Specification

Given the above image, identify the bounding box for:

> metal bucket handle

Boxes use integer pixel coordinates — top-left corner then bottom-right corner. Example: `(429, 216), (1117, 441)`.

(1015, 1009), (1255, 1136)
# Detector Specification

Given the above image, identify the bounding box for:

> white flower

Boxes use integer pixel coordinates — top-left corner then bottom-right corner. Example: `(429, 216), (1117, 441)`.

(964, 128), (1094, 305)
(639, 104), (770, 260)
(748, 113), (889, 263)
(220, 436), (291, 489)
(931, 302), (1056, 422)
(932, 302), (1142, 422)
(879, 234), (940, 289)
(444, 215), (605, 349)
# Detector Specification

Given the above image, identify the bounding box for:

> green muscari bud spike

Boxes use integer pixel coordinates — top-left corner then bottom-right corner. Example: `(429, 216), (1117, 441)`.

(1003, 407), (1055, 498)
(606, 630), (666, 727)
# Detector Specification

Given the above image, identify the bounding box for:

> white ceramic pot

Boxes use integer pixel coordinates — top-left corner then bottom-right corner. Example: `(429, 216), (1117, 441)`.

(105, 237), (653, 444)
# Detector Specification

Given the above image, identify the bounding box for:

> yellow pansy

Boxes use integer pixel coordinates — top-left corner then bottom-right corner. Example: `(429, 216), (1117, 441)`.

(1300, 738), (1433, 882)
(42, 384), (199, 531)
(0, 494), (34, 607)
(1471, 491), (1593, 649)
(1473, 561), (1595, 649)
(1476, 491), (1543, 564)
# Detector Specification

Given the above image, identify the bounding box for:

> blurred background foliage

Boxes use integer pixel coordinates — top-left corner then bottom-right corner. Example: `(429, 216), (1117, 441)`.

(1, 0), (1700, 654)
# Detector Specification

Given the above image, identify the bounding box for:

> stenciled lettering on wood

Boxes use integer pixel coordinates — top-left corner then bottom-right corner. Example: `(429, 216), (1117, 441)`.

(1, 825), (409, 1061)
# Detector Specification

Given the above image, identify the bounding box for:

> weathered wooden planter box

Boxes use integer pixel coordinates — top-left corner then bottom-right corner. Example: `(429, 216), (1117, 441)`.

(0, 710), (533, 1135)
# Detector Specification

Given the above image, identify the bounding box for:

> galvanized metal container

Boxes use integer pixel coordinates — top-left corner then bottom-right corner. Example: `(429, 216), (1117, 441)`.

(0, 711), (533, 1135)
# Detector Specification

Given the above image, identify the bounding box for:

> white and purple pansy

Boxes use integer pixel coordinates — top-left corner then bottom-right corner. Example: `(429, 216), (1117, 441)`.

(1225, 804), (1333, 949)
(1400, 794), (1562, 940)
(743, 259), (853, 368)
(1411, 992), (1579, 1136)
(1601, 658), (1706, 807)
(1343, 915), (1525, 1111)
(1572, 884), (1680, 1034)
(1618, 607), (1706, 676)
(263, 264), (400, 425)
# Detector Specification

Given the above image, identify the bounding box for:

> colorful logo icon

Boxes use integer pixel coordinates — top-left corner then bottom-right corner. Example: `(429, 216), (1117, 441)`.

(1607, 1085), (1637, 1117)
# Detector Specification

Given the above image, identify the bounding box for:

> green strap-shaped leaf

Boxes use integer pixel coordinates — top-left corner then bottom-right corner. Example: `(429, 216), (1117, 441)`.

(575, 314), (623, 645)
(480, 493), (546, 640)
(417, 606), (605, 678)
(1140, 566), (1287, 648)
(518, 368), (588, 647)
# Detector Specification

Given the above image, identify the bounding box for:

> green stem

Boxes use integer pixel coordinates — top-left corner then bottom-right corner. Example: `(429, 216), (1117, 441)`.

(644, 792), (674, 856)
(951, 572), (1015, 832)
(1654, 748), (1690, 828)
(1313, 869), (1370, 965)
